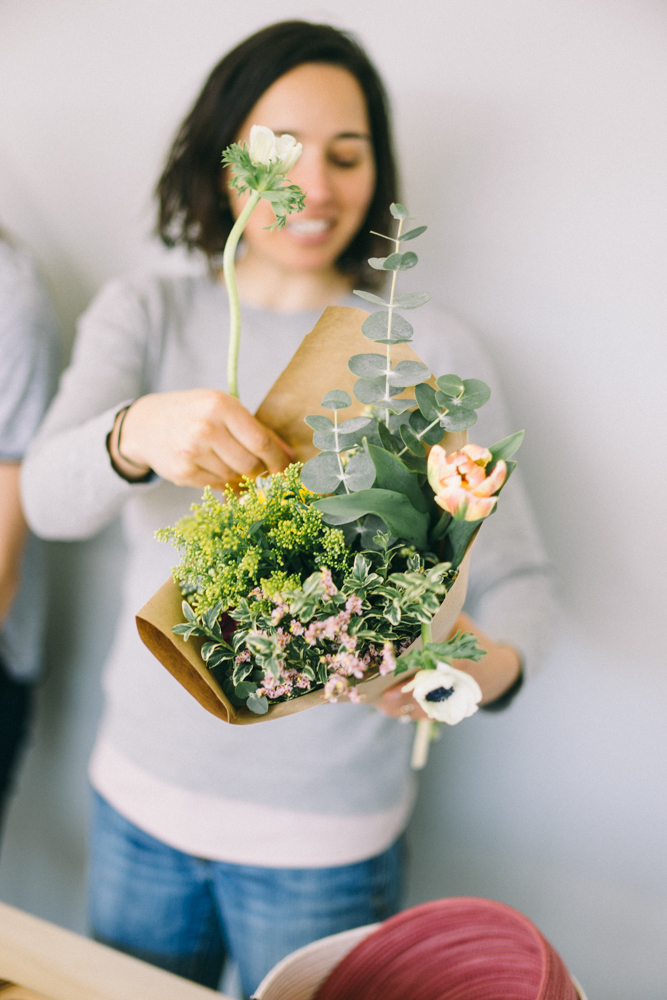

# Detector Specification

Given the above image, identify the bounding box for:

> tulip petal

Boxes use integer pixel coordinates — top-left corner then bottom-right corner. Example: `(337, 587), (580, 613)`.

(462, 444), (492, 465)
(465, 495), (497, 521)
(427, 444), (450, 493)
(473, 459), (507, 497)
(435, 486), (468, 516)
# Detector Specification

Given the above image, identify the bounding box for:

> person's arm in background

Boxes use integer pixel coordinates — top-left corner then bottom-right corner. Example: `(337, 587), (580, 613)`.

(0, 463), (28, 626)
(0, 236), (58, 615)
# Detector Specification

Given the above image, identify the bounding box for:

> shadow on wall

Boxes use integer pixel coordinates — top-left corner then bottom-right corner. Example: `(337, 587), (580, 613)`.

(0, 518), (126, 933)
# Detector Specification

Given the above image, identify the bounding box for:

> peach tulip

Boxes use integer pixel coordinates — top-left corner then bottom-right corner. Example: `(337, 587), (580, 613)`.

(427, 443), (507, 521)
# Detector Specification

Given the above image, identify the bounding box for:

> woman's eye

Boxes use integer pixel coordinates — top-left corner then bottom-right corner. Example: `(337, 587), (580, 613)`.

(328, 144), (368, 169)
(330, 156), (360, 168)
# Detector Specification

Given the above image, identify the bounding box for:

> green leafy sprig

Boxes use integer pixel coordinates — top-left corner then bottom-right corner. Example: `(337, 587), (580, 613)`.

(298, 202), (522, 564)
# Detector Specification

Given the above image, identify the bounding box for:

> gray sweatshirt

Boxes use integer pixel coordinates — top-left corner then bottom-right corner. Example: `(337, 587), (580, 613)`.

(21, 273), (553, 867)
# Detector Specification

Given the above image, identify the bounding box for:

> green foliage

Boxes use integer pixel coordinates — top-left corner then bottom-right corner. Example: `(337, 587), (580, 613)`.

(222, 142), (305, 230)
(172, 534), (460, 713)
(397, 630), (486, 676)
(314, 489), (430, 550)
(157, 464), (350, 616)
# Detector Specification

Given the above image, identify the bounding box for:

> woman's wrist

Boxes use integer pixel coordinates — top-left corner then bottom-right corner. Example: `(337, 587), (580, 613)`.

(107, 402), (153, 482)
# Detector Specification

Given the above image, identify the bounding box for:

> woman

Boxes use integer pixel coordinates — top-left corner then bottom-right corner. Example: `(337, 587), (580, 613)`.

(22, 21), (551, 997)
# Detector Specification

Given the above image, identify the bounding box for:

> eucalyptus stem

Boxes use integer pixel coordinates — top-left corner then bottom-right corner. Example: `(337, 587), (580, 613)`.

(384, 218), (404, 426)
(334, 410), (350, 493)
(223, 189), (261, 398)
(396, 412), (442, 458)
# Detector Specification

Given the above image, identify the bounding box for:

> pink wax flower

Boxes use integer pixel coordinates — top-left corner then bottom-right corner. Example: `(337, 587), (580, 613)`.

(427, 443), (507, 522)
(380, 642), (397, 676)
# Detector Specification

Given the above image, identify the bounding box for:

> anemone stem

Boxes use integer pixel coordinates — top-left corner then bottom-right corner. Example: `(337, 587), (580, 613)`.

(223, 189), (261, 398)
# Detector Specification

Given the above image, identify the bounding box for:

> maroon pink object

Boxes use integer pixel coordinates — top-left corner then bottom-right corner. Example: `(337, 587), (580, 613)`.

(312, 897), (577, 1000)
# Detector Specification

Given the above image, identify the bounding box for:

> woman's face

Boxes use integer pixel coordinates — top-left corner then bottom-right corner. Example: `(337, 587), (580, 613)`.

(229, 63), (376, 276)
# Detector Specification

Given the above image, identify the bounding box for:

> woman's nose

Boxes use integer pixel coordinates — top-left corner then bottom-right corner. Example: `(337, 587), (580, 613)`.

(290, 148), (334, 208)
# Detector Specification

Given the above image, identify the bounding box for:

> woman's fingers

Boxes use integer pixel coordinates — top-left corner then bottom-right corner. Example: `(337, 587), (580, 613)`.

(115, 390), (293, 488)
(376, 682), (428, 720)
(223, 399), (293, 474)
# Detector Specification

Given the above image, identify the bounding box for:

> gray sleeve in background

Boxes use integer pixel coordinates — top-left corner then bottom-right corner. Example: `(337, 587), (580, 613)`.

(21, 278), (161, 540)
(0, 238), (60, 680)
(0, 241), (59, 459)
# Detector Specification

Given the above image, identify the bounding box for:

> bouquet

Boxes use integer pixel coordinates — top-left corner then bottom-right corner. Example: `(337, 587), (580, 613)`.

(137, 127), (523, 766)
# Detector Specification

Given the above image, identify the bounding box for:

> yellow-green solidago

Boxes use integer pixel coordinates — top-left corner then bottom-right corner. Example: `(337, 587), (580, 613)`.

(156, 464), (350, 615)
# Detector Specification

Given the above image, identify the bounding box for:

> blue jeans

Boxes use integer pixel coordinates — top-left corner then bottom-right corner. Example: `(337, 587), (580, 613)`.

(0, 656), (32, 839)
(89, 791), (403, 997)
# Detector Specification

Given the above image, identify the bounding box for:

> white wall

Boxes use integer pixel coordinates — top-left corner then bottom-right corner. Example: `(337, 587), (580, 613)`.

(1, 1), (666, 996)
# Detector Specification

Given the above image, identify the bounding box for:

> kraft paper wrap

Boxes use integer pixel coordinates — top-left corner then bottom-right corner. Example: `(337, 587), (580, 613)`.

(136, 305), (474, 725)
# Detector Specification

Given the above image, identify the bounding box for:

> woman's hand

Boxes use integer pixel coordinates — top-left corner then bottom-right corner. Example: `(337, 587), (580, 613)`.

(108, 390), (294, 489)
(377, 612), (522, 719)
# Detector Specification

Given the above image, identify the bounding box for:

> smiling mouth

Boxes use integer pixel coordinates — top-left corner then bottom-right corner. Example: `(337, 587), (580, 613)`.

(286, 218), (332, 235)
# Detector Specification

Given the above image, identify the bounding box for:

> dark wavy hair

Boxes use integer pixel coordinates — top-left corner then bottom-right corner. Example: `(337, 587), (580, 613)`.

(155, 20), (398, 288)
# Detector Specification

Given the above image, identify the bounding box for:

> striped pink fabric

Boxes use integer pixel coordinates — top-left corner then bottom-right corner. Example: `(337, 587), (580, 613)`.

(312, 898), (576, 1000)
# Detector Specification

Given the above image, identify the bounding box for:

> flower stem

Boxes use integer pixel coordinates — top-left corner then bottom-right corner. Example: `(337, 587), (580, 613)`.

(411, 619), (435, 770)
(224, 189), (261, 398)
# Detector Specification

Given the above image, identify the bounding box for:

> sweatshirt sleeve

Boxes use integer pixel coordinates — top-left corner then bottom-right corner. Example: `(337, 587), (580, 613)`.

(0, 242), (59, 459)
(418, 306), (557, 679)
(21, 278), (161, 540)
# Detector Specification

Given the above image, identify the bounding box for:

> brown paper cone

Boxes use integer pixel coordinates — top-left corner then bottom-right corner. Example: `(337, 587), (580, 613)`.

(0, 986), (51, 1000)
(136, 305), (476, 724)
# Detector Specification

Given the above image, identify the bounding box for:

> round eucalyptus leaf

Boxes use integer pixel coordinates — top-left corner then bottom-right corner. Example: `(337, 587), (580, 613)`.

(461, 378), (492, 409)
(300, 452), (343, 493)
(394, 292), (431, 310)
(343, 451), (376, 492)
(399, 225), (427, 243)
(368, 257), (389, 270)
(440, 407), (478, 432)
(337, 416), (371, 434)
(362, 312), (413, 343)
(321, 389), (351, 410)
(312, 430), (357, 452)
(381, 253), (404, 271)
(436, 373), (464, 396)
(387, 398), (417, 414)
(348, 353), (387, 379)
(397, 251), (418, 270)
(390, 202), (409, 219)
(353, 377), (386, 404)
(353, 289), (388, 307)
(246, 693), (269, 715)
(304, 414), (334, 431)
(409, 409), (443, 446)
(399, 423), (424, 456)
(436, 389), (474, 411)
(414, 382), (439, 421)
(387, 360), (431, 387)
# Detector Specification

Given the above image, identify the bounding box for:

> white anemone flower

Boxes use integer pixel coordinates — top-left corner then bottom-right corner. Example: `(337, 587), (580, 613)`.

(274, 132), (302, 172)
(402, 664), (482, 725)
(249, 125), (302, 171)
(249, 125), (278, 165)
